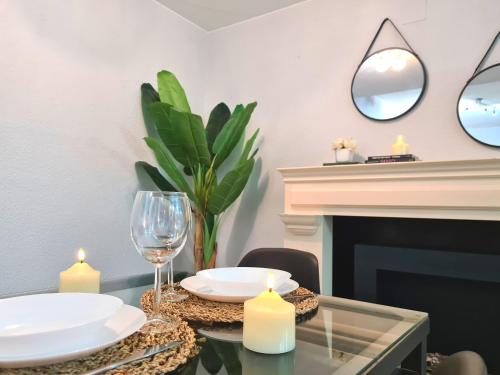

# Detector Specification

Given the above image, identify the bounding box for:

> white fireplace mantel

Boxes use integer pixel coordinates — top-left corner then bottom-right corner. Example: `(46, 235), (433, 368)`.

(278, 159), (500, 295)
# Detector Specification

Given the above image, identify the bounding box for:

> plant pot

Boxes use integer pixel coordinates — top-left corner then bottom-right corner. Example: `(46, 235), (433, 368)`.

(335, 148), (354, 163)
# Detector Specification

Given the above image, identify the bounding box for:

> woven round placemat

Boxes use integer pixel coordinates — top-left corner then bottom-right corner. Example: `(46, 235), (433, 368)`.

(0, 319), (198, 375)
(141, 284), (319, 325)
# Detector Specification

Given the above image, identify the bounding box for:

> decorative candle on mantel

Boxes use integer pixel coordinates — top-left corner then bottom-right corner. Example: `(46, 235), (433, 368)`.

(243, 274), (295, 354)
(59, 248), (100, 293)
(391, 135), (409, 155)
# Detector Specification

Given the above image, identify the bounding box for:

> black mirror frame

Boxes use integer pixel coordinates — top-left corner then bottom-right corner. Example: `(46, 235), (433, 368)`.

(456, 31), (500, 148)
(456, 62), (500, 148)
(351, 46), (428, 122)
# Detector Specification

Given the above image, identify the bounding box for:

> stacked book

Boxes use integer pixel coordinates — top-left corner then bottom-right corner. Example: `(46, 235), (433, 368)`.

(365, 154), (419, 164)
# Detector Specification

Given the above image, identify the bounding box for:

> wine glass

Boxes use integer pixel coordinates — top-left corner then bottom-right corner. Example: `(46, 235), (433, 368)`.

(163, 208), (193, 302)
(130, 191), (191, 327)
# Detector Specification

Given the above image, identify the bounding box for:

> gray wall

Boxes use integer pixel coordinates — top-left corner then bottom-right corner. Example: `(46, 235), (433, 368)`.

(2, 0), (500, 297)
(0, 0), (205, 297)
(203, 0), (500, 267)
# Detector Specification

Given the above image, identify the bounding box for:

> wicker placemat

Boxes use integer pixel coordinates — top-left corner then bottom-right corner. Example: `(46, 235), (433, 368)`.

(141, 284), (319, 325)
(0, 319), (199, 375)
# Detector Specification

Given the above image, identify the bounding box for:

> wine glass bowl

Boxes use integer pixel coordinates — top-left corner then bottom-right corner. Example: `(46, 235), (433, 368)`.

(131, 192), (190, 264)
(130, 191), (191, 326)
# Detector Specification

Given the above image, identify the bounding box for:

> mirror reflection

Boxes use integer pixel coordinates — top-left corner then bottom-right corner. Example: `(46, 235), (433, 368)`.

(352, 48), (426, 121)
(457, 64), (500, 147)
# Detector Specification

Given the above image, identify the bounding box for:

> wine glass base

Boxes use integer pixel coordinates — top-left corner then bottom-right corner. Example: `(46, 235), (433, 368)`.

(162, 293), (189, 302)
(142, 317), (178, 333)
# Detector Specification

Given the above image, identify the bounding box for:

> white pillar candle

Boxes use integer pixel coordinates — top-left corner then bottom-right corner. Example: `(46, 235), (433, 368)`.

(243, 275), (295, 354)
(59, 248), (100, 293)
(391, 135), (409, 155)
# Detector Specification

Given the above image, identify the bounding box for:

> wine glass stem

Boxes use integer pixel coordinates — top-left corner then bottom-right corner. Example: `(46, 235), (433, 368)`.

(153, 264), (163, 319)
(168, 260), (174, 293)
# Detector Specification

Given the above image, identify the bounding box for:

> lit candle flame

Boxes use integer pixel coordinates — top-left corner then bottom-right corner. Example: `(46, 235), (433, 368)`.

(397, 135), (404, 142)
(77, 248), (86, 263)
(267, 272), (275, 292)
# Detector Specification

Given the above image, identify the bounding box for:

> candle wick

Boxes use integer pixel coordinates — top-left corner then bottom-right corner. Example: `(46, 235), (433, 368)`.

(268, 287), (272, 293)
(80, 260), (84, 264)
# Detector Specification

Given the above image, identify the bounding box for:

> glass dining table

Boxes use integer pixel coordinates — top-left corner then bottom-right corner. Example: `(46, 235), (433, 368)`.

(173, 295), (430, 375)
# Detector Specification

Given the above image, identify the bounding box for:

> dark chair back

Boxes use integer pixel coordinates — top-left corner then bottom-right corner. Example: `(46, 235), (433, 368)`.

(238, 247), (320, 294)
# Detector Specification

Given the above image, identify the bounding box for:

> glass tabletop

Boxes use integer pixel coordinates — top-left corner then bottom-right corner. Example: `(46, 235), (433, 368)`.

(174, 295), (428, 375)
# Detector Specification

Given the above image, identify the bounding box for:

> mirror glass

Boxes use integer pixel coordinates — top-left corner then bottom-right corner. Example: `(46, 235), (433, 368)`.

(457, 64), (500, 147)
(352, 48), (426, 121)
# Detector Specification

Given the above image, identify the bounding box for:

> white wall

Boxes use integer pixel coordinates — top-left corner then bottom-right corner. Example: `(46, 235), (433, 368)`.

(2, 0), (500, 297)
(0, 0), (205, 297)
(203, 0), (500, 267)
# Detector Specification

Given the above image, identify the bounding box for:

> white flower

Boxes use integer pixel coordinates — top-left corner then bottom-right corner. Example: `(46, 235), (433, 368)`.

(343, 138), (357, 150)
(332, 138), (357, 150)
(332, 138), (344, 150)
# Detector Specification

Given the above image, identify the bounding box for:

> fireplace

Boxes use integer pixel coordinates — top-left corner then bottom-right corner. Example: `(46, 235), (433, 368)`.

(331, 216), (500, 372)
(331, 216), (500, 298)
(278, 159), (500, 370)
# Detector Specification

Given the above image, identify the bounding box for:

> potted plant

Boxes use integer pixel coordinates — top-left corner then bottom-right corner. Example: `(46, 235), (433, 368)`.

(136, 70), (259, 271)
(332, 138), (357, 163)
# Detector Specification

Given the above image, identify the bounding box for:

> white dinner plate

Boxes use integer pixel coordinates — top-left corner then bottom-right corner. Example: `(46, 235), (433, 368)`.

(196, 267), (291, 295)
(180, 275), (299, 303)
(0, 293), (123, 358)
(0, 304), (146, 368)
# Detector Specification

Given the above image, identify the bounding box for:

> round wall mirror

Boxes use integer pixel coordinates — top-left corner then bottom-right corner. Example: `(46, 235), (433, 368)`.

(351, 48), (427, 121)
(457, 64), (500, 147)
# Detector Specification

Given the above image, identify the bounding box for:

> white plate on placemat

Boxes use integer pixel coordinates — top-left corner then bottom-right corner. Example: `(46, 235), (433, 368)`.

(180, 276), (299, 303)
(197, 267), (291, 295)
(0, 293), (123, 359)
(0, 304), (146, 368)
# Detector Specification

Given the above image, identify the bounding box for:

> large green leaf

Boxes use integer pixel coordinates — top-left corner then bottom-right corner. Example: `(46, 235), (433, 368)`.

(211, 105), (243, 160)
(206, 103), (230, 155)
(169, 109), (211, 167)
(149, 103), (211, 168)
(212, 102), (257, 168)
(148, 102), (174, 155)
(157, 70), (191, 113)
(208, 159), (255, 215)
(144, 137), (195, 202)
(236, 128), (259, 167)
(141, 83), (160, 139)
(212, 104), (245, 153)
(135, 161), (177, 191)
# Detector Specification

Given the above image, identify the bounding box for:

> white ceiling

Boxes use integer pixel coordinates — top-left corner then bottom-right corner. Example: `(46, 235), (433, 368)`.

(156, 0), (308, 31)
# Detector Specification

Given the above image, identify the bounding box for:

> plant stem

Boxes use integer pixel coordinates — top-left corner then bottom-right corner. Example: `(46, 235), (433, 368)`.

(194, 209), (204, 271)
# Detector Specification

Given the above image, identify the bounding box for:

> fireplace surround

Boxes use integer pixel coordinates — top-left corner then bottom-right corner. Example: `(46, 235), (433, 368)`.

(279, 159), (500, 371)
(278, 159), (500, 294)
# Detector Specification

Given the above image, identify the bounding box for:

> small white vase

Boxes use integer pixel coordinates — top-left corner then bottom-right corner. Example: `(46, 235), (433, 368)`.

(335, 149), (354, 163)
